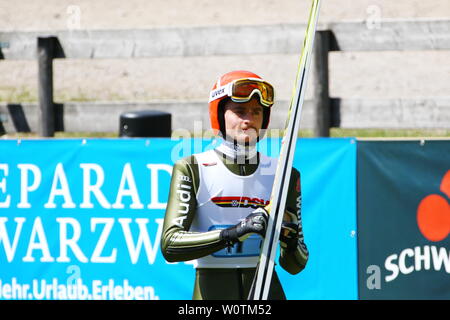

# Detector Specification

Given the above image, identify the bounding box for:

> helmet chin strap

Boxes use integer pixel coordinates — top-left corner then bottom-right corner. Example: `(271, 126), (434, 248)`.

(215, 136), (258, 161)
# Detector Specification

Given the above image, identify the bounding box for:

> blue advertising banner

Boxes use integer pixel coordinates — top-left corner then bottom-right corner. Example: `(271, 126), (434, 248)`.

(0, 137), (357, 300)
(281, 138), (358, 300)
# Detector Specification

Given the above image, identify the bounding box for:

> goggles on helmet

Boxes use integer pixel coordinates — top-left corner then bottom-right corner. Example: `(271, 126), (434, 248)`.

(208, 78), (274, 107)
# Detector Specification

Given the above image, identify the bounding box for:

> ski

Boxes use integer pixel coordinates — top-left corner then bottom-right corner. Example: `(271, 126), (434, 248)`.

(248, 0), (322, 300)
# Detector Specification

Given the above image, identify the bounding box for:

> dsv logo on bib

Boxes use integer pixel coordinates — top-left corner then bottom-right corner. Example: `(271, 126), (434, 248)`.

(384, 170), (450, 283)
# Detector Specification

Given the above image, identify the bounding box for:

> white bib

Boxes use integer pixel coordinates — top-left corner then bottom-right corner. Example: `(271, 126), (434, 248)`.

(191, 149), (277, 268)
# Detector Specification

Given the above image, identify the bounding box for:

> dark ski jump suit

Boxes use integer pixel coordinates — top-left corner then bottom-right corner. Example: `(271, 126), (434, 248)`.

(161, 148), (308, 300)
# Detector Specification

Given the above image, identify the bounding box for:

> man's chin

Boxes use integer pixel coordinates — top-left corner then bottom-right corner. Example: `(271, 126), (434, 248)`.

(224, 129), (259, 145)
(236, 134), (258, 145)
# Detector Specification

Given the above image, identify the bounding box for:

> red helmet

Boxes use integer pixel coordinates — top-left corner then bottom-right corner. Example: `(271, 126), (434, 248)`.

(208, 70), (274, 136)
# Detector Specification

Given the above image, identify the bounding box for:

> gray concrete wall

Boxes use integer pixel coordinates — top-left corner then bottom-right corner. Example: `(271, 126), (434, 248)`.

(2, 98), (449, 134)
(1, 20), (449, 60)
(0, 1), (449, 133)
(1, 0), (449, 31)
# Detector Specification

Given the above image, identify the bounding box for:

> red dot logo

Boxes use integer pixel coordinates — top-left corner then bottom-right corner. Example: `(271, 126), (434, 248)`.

(416, 170), (450, 242)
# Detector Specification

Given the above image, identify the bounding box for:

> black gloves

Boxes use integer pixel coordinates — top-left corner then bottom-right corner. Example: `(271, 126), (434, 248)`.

(219, 207), (300, 252)
(280, 222), (300, 252)
(220, 208), (269, 245)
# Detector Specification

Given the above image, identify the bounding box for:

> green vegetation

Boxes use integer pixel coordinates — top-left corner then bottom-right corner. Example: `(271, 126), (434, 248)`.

(0, 87), (38, 103)
(2, 129), (450, 139)
(329, 128), (450, 138)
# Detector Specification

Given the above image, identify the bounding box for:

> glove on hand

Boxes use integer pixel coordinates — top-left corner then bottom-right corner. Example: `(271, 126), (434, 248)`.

(220, 207), (269, 245)
(280, 222), (299, 252)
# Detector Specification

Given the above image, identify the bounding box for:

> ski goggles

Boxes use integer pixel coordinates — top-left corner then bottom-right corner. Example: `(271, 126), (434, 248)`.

(209, 78), (275, 107)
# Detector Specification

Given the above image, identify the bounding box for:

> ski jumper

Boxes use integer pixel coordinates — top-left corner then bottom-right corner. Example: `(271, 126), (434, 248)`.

(161, 145), (308, 300)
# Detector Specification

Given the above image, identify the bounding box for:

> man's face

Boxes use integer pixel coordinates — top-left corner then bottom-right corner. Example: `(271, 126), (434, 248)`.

(223, 96), (264, 144)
